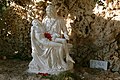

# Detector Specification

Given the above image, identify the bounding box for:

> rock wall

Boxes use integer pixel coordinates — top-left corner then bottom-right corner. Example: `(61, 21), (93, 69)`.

(51, 0), (120, 71)
(0, 0), (46, 59)
(1, 0), (120, 71)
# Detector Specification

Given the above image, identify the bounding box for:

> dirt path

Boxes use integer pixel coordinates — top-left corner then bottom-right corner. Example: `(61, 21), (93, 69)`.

(0, 59), (120, 80)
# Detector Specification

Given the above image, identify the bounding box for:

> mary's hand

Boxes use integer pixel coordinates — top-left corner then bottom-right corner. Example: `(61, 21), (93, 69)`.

(64, 33), (69, 40)
(51, 33), (60, 41)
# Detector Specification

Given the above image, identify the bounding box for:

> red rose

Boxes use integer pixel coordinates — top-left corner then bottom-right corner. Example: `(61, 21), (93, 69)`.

(43, 73), (49, 76)
(38, 72), (49, 76)
(44, 32), (52, 41)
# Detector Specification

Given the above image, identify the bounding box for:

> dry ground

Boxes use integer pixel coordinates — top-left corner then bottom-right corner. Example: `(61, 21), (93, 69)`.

(0, 59), (120, 80)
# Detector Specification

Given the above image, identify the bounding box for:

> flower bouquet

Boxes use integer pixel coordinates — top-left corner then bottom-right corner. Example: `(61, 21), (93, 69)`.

(44, 32), (52, 41)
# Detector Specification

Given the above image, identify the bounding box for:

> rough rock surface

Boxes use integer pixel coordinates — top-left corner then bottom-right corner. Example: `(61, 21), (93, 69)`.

(1, 0), (120, 76)
(51, 0), (120, 71)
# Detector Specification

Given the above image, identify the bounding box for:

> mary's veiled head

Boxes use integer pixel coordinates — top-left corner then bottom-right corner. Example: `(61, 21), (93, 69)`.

(46, 5), (57, 18)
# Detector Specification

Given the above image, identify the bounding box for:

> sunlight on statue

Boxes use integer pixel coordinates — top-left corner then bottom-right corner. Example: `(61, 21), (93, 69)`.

(28, 5), (75, 75)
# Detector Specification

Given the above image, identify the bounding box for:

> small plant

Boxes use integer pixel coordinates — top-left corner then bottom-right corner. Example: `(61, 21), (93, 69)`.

(40, 71), (80, 80)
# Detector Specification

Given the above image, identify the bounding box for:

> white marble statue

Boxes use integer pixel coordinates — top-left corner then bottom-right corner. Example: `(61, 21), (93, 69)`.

(28, 5), (75, 75)
(43, 5), (75, 63)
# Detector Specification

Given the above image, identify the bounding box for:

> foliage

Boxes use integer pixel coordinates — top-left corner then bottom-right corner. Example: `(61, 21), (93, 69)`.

(41, 71), (81, 80)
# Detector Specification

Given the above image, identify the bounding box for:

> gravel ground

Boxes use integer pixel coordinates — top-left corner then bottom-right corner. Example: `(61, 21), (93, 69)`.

(0, 59), (120, 80)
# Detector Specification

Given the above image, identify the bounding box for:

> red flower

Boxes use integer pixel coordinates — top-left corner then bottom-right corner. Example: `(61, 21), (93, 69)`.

(38, 72), (49, 76)
(44, 32), (52, 41)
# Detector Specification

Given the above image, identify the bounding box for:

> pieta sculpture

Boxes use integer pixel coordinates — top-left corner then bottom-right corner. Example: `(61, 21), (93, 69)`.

(28, 5), (75, 75)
